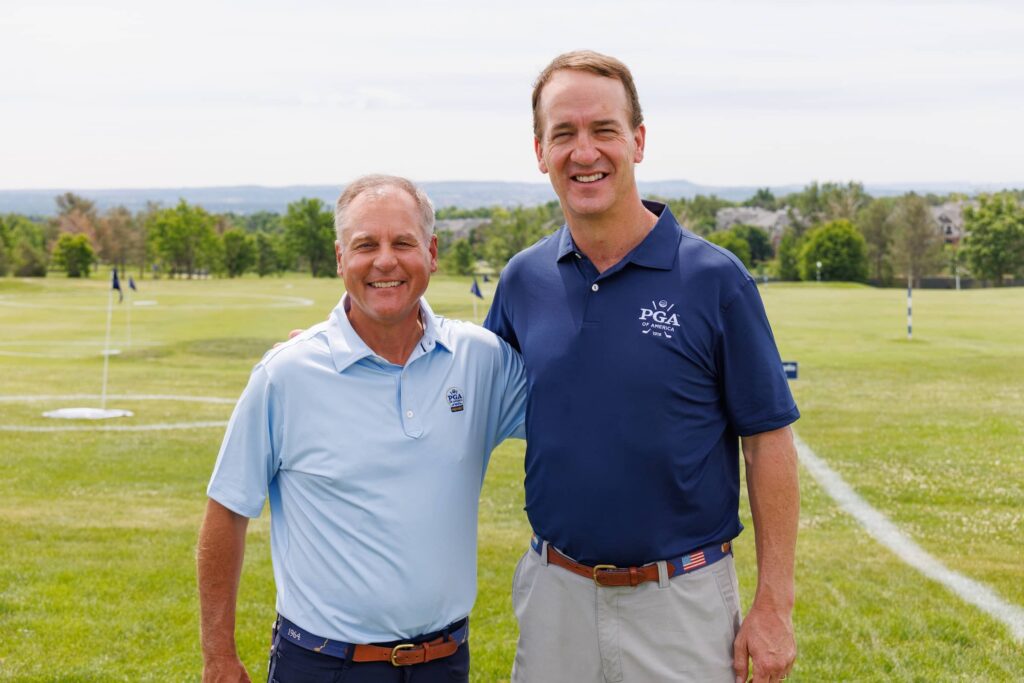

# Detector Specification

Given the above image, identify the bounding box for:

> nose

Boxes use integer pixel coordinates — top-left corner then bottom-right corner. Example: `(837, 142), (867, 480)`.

(373, 245), (399, 271)
(569, 132), (600, 166)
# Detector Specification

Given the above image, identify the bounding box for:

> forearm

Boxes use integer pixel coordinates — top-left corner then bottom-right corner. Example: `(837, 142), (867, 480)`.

(742, 426), (799, 611)
(197, 498), (249, 660)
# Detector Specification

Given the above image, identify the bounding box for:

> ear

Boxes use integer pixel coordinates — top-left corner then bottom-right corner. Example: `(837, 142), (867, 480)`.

(534, 136), (549, 174)
(633, 124), (646, 164)
(428, 235), (438, 273)
(335, 240), (344, 277)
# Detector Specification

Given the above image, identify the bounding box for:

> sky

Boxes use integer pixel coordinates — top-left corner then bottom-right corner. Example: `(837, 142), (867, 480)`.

(2, 0), (1022, 190)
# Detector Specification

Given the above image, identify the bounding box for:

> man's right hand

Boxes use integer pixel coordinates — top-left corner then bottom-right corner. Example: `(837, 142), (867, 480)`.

(203, 654), (251, 683)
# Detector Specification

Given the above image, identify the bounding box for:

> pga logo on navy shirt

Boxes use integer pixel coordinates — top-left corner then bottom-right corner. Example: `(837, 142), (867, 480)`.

(639, 299), (680, 339)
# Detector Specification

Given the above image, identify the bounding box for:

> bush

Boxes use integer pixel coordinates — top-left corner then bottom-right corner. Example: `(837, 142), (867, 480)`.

(798, 220), (868, 282)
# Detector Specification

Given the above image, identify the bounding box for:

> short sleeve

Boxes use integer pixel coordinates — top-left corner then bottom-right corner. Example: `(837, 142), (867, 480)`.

(206, 364), (281, 518)
(483, 276), (520, 351)
(494, 337), (527, 442)
(718, 281), (800, 436)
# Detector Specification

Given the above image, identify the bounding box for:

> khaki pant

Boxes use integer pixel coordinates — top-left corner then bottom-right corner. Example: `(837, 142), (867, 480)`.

(510, 542), (741, 683)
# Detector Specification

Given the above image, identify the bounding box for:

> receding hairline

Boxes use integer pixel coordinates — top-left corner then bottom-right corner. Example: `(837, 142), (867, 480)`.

(334, 174), (435, 243)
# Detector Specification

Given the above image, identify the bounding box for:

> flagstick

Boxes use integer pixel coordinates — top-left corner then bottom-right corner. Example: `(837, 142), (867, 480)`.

(472, 297), (478, 324)
(101, 288), (114, 410)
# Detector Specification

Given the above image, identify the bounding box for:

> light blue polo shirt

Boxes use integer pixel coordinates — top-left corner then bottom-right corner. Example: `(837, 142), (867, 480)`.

(207, 295), (526, 643)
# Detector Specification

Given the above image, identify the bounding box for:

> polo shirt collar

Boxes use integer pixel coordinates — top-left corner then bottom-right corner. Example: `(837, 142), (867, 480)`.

(555, 200), (680, 271)
(325, 294), (450, 373)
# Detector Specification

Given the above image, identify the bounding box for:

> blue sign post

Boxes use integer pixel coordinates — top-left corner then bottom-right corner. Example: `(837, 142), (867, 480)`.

(782, 361), (799, 380)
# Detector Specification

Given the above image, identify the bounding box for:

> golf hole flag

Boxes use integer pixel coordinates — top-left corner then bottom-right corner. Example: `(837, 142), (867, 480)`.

(111, 268), (123, 302)
(470, 278), (483, 299)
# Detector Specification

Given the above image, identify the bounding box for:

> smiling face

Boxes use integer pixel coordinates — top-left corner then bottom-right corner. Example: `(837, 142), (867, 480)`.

(534, 69), (646, 224)
(335, 186), (438, 335)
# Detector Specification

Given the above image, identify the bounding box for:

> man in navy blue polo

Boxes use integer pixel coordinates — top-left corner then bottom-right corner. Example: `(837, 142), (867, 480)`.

(484, 51), (800, 683)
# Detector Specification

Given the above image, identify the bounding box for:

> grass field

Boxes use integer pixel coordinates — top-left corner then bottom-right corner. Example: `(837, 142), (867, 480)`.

(0, 273), (1021, 681)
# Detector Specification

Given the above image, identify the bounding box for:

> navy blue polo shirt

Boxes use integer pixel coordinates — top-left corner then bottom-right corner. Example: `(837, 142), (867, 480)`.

(484, 201), (799, 566)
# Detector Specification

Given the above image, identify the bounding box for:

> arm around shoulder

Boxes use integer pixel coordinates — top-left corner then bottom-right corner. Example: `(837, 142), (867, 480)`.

(197, 498), (252, 682)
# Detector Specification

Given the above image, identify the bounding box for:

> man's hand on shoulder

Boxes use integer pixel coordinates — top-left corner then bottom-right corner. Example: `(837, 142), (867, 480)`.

(273, 329), (305, 349)
(732, 603), (796, 683)
(203, 653), (251, 683)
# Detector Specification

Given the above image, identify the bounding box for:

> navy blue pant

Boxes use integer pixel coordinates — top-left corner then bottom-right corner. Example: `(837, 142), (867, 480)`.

(267, 630), (470, 683)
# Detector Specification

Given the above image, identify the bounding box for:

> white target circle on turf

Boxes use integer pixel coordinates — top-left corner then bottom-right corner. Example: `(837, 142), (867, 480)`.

(0, 394), (235, 432)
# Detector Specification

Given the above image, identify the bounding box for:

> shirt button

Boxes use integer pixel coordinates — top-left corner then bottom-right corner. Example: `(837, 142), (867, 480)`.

(405, 410), (414, 418)
(575, 252), (582, 259)
(591, 284), (599, 292)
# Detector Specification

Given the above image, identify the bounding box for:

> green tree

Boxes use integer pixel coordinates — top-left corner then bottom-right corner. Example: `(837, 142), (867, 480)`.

(52, 233), (96, 277)
(743, 188), (777, 210)
(855, 198), (895, 283)
(150, 200), (219, 277)
(222, 228), (255, 278)
(889, 193), (943, 286)
(776, 228), (802, 281)
(255, 232), (287, 277)
(706, 230), (752, 268)
(444, 238), (475, 275)
(6, 217), (49, 276)
(0, 215), (13, 276)
(798, 219), (868, 282)
(284, 198), (336, 277)
(730, 224), (772, 264)
(962, 193), (1024, 285)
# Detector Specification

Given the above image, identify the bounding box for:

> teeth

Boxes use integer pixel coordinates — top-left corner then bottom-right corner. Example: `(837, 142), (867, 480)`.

(574, 173), (605, 183)
(370, 281), (402, 288)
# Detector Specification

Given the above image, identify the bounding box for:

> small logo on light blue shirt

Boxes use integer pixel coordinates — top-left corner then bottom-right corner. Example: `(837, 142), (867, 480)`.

(446, 387), (465, 413)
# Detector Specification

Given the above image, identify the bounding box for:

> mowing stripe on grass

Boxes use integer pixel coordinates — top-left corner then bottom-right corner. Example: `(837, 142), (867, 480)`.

(0, 420), (228, 432)
(794, 433), (1024, 642)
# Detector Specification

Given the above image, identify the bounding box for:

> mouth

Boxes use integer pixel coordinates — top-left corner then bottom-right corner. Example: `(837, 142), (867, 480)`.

(369, 281), (404, 289)
(572, 172), (606, 184)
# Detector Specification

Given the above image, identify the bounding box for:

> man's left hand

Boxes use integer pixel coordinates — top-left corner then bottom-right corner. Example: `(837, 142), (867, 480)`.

(732, 603), (796, 683)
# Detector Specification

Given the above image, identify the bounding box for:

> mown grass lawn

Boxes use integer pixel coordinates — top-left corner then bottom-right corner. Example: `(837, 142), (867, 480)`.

(0, 275), (1021, 681)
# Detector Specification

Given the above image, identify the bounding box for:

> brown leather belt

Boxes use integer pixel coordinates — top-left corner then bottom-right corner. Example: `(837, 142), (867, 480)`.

(543, 541), (732, 587)
(351, 636), (459, 666)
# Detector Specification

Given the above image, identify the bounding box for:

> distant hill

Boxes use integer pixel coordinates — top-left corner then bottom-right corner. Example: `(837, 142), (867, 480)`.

(1, 180), (1020, 216)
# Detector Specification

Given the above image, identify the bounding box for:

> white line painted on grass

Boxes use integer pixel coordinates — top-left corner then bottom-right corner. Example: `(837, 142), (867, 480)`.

(795, 433), (1024, 643)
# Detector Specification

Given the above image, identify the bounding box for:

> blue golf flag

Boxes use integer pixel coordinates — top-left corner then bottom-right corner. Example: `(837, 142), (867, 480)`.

(128, 276), (137, 291)
(482, 273), (490, 283)
(111, 268), (123, 302)
(470, 278), (483, 299)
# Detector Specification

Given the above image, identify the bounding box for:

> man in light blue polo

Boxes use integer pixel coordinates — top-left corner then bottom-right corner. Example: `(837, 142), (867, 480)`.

(197, 174), (526, 682)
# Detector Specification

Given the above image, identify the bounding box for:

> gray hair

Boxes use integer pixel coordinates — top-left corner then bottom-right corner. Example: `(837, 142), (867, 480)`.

(334, 174), (435, 242)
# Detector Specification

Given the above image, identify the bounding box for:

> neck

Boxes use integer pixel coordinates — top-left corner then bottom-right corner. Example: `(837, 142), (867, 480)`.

(345, 303), (424, 366)
(566, 197), (659, 273)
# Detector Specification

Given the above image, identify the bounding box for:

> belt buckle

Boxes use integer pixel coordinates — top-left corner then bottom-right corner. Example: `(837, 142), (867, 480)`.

(390, 643), (415, 666)
(592, 564), (617, 587)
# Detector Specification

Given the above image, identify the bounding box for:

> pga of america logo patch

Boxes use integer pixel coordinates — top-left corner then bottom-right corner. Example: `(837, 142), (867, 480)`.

(639, 299), (680, 339)
(446, 387), (465, 413)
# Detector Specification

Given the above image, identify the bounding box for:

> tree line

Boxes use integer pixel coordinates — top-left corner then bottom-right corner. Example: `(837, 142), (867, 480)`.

(1, 184), (1022, 285)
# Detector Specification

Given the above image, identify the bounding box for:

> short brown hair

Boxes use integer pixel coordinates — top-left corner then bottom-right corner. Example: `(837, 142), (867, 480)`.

(531, 50), (643, 140)
(334, 174), (435, 242)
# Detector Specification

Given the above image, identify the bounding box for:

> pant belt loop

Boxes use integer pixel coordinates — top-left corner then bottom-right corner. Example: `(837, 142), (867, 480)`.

(656, 560), (670, 588)
(540, 540), (550, 567)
